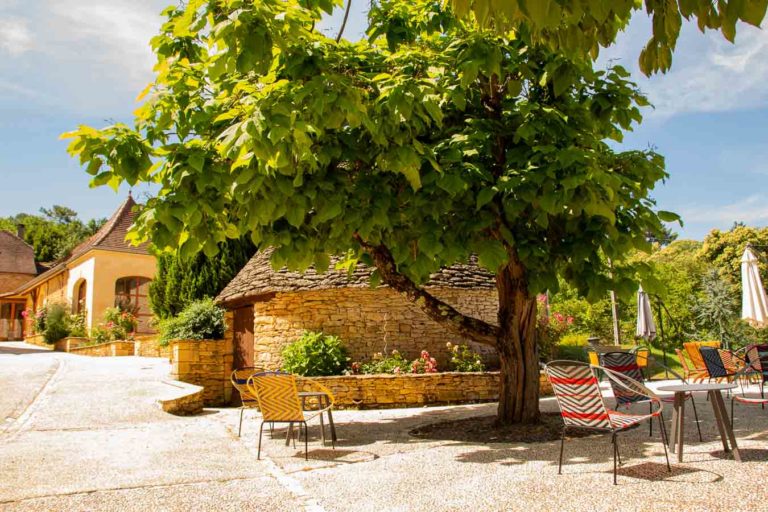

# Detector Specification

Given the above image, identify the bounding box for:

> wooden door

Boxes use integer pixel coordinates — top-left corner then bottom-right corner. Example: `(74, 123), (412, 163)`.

(232, 305), (254, 370)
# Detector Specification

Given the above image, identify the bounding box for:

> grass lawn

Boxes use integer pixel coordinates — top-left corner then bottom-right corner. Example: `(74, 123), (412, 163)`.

(554, 339), (683, 380)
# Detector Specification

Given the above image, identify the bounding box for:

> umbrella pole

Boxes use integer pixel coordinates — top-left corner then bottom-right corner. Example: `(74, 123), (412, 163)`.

(655, 300), (669, 380)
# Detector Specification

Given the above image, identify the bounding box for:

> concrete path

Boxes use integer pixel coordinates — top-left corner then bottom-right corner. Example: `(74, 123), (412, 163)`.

(2, 341), (768, 512)
(0, 342), (306, 512)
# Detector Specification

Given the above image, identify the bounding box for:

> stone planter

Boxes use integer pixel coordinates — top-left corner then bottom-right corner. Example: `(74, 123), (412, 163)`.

(134, 337), (172, 359)
(297, 371), (553, 409)
(24, 334), (52, 349)
(68, 340), (135, 357)
(169, 339), (233, 407)
(53, 337), (89, 352)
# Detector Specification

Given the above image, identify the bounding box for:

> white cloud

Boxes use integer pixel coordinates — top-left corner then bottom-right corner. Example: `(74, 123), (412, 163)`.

(600, 17), (768, 118)
(0, 17), (32, 55)
(680, 195), (768, 226)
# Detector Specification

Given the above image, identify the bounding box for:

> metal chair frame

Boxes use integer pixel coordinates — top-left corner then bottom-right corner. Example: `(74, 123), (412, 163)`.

(247, 372), (336, 460)
(600, 351), (703, 443)
(546, 360), (671, 485)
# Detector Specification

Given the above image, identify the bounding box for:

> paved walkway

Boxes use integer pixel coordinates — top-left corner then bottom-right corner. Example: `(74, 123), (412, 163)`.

(2, 341), (768, 511)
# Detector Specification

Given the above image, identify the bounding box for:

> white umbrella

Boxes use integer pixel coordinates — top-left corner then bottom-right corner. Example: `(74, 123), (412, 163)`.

(741, 247), (768, 327)
(636, 286), (656, 341)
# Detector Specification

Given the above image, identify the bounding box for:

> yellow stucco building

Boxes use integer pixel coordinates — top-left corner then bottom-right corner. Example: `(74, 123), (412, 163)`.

(10, 195), (156, 336)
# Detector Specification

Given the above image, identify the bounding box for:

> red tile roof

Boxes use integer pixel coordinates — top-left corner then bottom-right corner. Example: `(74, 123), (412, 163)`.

(5, 195), (151, 296)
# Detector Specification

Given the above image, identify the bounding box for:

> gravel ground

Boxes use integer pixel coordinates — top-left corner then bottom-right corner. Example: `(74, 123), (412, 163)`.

(2, 341), (767, 512)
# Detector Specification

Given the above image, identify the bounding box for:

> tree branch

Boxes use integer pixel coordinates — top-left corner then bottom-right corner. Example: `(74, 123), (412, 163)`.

(335, 0), (352, 42)
(354, 235), (500, 347)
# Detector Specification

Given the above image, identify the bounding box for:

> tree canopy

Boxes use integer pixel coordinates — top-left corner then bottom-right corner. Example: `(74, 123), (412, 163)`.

(446, 0), (768, 75)
(64, 0), (677, 423)
(0, 206), (105, 262)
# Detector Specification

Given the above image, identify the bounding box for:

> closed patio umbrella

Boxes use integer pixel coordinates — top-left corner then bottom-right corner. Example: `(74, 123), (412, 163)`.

(741, 247), (768, 327)
(636, 286), (657, 341)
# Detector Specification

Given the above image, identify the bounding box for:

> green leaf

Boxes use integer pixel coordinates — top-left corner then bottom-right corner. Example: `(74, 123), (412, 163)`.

(657, 210), (681, 223)
(475, 240), (508, 272)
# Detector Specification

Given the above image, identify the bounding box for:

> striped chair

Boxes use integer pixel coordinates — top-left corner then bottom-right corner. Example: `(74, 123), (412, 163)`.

(247, 372), (335, 460)
(683, 341), (721, 375)
(600, 352), (702, 442)
(745, 344), (768, 397)
(675, 349), (708, 383)
(545, 360), (671, 485)
(700, 347), (739, 384)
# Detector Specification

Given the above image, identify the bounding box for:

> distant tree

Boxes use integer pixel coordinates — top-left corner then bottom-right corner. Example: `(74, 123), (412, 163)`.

(699, 224), (768, 285)
(149, 238), (256, 319)
(692, 268), (739, 346)
(0, 206), (105, 262)
(646, 225), (679, 247)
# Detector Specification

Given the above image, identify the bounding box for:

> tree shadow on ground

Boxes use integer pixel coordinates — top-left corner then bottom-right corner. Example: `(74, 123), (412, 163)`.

(0, 344), (53, 356)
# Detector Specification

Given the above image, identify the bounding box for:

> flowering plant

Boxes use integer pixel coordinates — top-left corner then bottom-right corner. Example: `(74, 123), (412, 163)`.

(537, 300), (574, 361)
(410, 350), (438, 374)
(446, 342), (485, 372)
(359, 349), (409, 375)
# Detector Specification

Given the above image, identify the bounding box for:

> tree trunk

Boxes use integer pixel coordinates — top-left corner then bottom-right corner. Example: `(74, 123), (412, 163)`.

(495, 258), (540, 424)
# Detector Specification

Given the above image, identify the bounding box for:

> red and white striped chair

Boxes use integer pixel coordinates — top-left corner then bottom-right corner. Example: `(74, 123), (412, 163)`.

(545, 360), (671, 485)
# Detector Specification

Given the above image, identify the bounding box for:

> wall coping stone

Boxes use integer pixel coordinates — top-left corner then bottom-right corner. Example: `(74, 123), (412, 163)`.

(155, 379), (204, 416)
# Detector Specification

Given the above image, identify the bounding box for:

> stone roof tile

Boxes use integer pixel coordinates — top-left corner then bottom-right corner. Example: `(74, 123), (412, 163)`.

(217, 249), (495, 305)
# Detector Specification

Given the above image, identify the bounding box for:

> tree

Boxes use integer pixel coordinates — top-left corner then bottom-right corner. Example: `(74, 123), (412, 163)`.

(149, 238), (255, 319)
(0, 207), (105, 262)
(63, 0), (673, 424)
(699, 224), (768, 285)
(446, 0), (768, 75)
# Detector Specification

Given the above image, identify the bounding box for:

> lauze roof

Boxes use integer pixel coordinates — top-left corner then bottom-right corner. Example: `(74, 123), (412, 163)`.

(217, 249), (495, 306)
(0, 231), (36, 275)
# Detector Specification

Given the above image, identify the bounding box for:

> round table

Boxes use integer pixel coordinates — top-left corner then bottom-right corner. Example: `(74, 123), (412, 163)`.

(657, 382), (740, 463)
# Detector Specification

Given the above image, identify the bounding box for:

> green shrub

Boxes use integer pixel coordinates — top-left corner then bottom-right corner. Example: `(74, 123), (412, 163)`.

(281, 331), (348, 376)
(43, 303), (70, 344)
(159, 298), (225, 344)
(68, 311), (88, 338)
(447, 342), (485, 372)
(559, 333), (589, 346)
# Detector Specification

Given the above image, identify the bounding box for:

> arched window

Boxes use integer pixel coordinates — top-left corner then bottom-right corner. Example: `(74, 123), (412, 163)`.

(74, 280), (87, 314)
(114, 277), (152, 332)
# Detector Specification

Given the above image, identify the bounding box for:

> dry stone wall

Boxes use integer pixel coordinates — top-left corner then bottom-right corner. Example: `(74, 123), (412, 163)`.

(68, 341), (135, 357)
(251, 287), (498, 370)
(170, 339), (233, 406)
(298, 371), (553, 408)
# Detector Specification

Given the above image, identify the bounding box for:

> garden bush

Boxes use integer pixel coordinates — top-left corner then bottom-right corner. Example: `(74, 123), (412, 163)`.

(158, 298), (225, 345)
(42, 303), (70, 344)
(281, 331), (348, 377)
(67, 311), (88, 338)
(357, 350), (410, 374)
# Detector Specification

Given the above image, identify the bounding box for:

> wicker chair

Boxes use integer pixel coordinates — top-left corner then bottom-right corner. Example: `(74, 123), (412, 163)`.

(683, 341), (721, 375)
(247, 372), (335, 460)
(600, 351), (702, 442)
(700, 347), (739, 384)
(545, 360), (671, 485)
(745, 344), (768, 397)
(675, 349), (708, 383)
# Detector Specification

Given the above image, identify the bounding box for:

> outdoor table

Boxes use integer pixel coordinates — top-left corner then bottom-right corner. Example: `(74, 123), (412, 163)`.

(657, 383), (740, 463)
(284, 391), (337, 446)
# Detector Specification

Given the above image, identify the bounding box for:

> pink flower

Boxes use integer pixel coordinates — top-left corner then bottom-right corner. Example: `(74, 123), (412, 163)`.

(21, 310), (28, 318)
(393, 366), (401, 374)
(566, 316), (574, 325)
(420, 350), (430, 359)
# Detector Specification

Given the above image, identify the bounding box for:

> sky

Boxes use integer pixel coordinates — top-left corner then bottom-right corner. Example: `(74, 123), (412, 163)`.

(0, 1), (766, 240)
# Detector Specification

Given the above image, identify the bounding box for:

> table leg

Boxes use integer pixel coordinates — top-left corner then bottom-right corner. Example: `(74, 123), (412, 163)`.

(709, 391), (730, 453)
(712, 391), (742, 462)
(669, 394), (679, 454)
(676, 393), (686, 463)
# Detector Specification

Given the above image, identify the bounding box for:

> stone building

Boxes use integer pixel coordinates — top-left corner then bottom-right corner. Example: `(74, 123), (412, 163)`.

(216, 250), (499, 371)
(0, 227), (40, 340)
(8, 195), (157, 335)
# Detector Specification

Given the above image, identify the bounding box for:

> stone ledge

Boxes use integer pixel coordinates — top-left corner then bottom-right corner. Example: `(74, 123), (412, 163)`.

(155, 379), (204, 416)
(68, 340), (135, 357)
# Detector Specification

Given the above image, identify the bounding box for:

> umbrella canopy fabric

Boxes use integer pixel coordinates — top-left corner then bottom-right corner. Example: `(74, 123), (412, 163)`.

(741, 247), (768, 327)
(636, 286), (657, 341)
